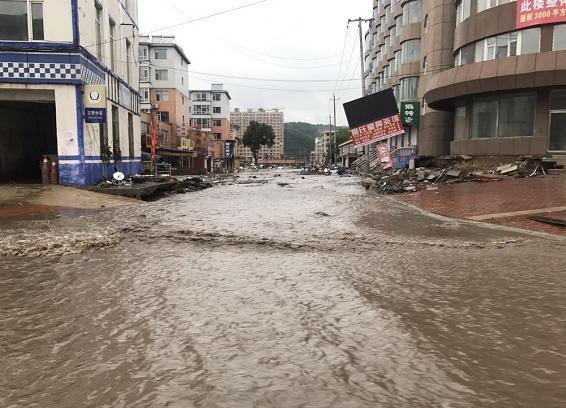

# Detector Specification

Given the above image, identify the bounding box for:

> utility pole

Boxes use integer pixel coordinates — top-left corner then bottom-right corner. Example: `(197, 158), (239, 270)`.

(330, 93), (340, 165)
(348, 17), (372, 175)
(328, 114), (332, 166)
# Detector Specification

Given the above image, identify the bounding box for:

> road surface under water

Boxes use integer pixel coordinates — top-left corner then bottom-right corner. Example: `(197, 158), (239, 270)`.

(1, 172), (565, 407)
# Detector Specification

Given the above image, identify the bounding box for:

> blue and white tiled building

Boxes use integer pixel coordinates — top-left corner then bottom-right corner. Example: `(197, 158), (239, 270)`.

(0, 0), (141, 185)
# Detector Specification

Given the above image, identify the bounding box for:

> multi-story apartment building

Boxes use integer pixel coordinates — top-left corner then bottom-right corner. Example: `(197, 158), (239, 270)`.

(0, 0), (141, 185)
(189, 84), (233, 172)
(139, 35), (190, 152)
(231, 108), (285, 165)
(365, 0), (566, 158)
(314, 131), (334, 166)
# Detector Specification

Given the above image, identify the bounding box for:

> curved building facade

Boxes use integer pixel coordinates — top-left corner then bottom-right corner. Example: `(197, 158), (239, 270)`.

(365, 0), (566, 157)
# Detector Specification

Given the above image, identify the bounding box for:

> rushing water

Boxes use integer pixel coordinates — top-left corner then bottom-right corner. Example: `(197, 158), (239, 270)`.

(1, 173), (565, 408)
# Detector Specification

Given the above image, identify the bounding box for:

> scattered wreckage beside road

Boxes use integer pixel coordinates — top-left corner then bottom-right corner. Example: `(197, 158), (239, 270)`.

(361, 155), (563, 195)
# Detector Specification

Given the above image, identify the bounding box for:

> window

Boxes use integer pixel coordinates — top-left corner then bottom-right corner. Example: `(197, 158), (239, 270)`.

(390, 25), (396, 39)
(139, 45), (149, 61)
(193, 104), (210, 115)
(392, 84), (400, 103)
(454, 44), (473, 66)
(109, 19), (116, 72)
(213, 119), (222, 127)
(31, 2), (43, 40)
(384, 35), (390, 52)
(159, 130), (168, 143)
(553, 25), (566, 50)
(393, 50), (401, 71)
(454, 106), (467, 140)
(471, 96), (498, 139)
(395, 16), (402, 33)
(155, 91), (168, 101)
(128, 113), (134, 158)
(213, 107), (221, 114)
(193, 92), (208, 102)
(182, 96), (185, 105)
(213, 93), (221, 101)
(0, 0), (44, 41)
(477, 0), (510, 13)
(155, 69), (168, 80)
(157, 111), (169, 123)
(99, 123), (108, 156)
(422, 56), (428, 72)
(125, 40), (131, 83)
(140, 87), (149, 103)
(456, 0), (470, 25)
(402, 0), (421, 25)
(521, 28), (540, 54)
(474, 28), (540, 62)
(111, 105), (120, 152)
(140, 66), (149, 82)
(399, 77), (419, 101)
(401, 39), (421, 64)
(95, 3), (103, 58)
(213, 133), (222, 140)
(154, 48), (168, 60)
(193, 118), (210, 128)
(385, 5), (390, 23)
(498, 93), (536, 137)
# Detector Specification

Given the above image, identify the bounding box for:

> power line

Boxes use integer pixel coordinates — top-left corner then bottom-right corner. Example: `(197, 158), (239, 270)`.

(225, 44), (356, 70)
(333, 25), (351, 93)
(84, 0), (274, 50)
(226, 41), (343, 61)
(187, 70), (359, 83)
(189, 74), (362, 93)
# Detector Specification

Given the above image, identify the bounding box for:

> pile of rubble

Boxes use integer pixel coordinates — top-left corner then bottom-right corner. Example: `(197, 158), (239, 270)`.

(365, 156), (553, 195)
(176, 177), (213, 193)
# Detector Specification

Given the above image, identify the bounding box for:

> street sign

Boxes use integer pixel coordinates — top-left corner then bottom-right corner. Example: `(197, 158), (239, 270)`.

(400, 101), (420, 126)
(225, 141), (234, 159)
(84, 85), (107, 123)
(85, 108), (107, 123)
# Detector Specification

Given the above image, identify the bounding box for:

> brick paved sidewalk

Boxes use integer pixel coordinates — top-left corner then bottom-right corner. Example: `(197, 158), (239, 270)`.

(395, 175), (566, 235)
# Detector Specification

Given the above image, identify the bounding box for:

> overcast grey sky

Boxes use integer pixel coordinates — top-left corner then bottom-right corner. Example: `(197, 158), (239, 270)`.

(138, 0), (371, 126)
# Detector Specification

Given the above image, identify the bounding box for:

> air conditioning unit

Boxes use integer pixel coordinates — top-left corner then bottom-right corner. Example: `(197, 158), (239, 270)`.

(152, 104), (159, 109)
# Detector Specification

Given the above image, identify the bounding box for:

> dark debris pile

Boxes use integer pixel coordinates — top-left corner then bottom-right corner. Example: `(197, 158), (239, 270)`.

(363, 156), (555, 195)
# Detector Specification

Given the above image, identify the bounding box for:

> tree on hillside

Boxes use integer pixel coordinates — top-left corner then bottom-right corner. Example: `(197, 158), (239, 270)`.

(335, 127), (351, 146)
(243, 121), (275, 165)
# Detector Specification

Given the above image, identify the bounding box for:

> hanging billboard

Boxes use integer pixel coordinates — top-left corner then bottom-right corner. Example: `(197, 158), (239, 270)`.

(343, 89), (405, 148)
(516, 0), (566, 29)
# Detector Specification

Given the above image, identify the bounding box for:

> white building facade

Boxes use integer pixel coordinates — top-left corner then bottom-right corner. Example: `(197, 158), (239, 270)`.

(0, 0), (141, 185)
(231, 108), (284, 165)
(139, 35), (190, 150)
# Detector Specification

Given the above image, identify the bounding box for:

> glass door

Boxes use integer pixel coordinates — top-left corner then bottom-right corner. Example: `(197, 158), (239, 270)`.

(549, 111), (566, 152)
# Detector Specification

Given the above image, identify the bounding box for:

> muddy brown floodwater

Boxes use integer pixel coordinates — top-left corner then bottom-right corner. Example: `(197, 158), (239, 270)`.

(1, 172), (566, 408)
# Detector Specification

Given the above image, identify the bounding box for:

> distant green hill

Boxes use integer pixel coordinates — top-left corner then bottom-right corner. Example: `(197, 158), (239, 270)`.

(284, 122), (350, 158)
(284, 122), (328, 158)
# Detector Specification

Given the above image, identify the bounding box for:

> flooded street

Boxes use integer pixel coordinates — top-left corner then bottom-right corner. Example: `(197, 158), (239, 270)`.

(1, 172), (565, 407)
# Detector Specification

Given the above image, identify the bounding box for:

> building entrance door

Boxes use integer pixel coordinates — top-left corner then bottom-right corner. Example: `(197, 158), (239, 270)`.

(549, 111), (566, 152)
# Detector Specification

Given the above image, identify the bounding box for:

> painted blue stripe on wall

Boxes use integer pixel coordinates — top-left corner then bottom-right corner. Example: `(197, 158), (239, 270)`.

(71, 0), (80, 46)
(0, 42), (75, 50)
(0, 53), (82, 64)
(75, 85), (85, 179)
(0, 78), (83, 85)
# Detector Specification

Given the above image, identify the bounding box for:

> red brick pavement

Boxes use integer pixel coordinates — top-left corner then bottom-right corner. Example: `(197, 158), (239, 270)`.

(395, 175), (566, 235)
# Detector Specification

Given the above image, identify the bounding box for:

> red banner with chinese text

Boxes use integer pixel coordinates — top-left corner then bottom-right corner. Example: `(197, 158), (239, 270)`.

(516, 0), (566, 29)
(350, 113), (405, 148)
